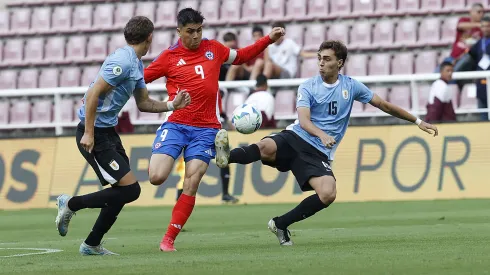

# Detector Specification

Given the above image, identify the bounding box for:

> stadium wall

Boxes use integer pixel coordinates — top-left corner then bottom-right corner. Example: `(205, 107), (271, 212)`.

(0, 122), (489, 210)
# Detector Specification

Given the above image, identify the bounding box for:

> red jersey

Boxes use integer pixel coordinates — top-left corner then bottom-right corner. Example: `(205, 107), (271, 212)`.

(450, 17), (482, 59)
(144, 36), (273, 129)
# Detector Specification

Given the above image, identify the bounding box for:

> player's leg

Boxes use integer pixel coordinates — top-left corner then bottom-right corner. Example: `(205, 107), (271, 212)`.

(249, 58), (265, 80)
(220, 166), (238, 203)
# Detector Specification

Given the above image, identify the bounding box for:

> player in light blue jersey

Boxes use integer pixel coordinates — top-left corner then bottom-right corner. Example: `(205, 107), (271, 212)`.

(54, 16), (191, 256)
(215, 40), (438, 246)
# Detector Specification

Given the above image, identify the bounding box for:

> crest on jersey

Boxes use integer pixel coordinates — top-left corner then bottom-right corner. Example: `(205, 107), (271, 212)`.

(297, 92), (303, 101)
(205, 51), (214, 60)
(342, 90), (349, 100)
(109, 160), (120, 171)
(112, 66), (122, 76)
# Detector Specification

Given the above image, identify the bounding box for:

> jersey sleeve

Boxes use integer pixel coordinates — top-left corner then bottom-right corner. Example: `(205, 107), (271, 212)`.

(144, 51), (168, 83)
(296, 84), (313, 108)
(100, 54), (131, 87)
(135, 78), (146, 89)
(353, 79), (374, 104)
(212, 40), (232, 64)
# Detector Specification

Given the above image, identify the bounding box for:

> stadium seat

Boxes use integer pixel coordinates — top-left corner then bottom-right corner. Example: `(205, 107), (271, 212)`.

(0, 70), (17, 89)
(60, 98), (74, 122)
(220, 0), (241, 24)
(330, 0), (351, 18)
(417, 84), (431, 112)
(81, 66), (100, 86)
(178, 0), (199, 11)
(242, 0), (264, 23)
(238, 27), (254, 48)
(73, 99), (83, 122)
(467, 0), (487, 8)
(109, 33), (127, 54)
(149, 31), (173, 59)
(389, 86), (411, 110)
(459, 84), (477, 109)
(419, 18), (442, 46)
(345, 54), (368, 76)
(286, 24), (304, 47)
(300, 58), (318, 78)
(18, 69), (38, 89)
(72, 5), (93, 32)
(10, 100), (31, 125)
(44, 36), (65, 64)
(24, 38), (44, 65)
(375, 0), (396, 16)
(368, 53), (391, 75)
(415, 51), (438, 74)
(225, 92), (247, 119)
(0, 101), (9, 125)
(66, 36), (87, 62)
(87, 34), (108, 62)
(449, 84), (460, 110)
(4, 39), (24, 66)
(59, 67), (81, 87)
(0, 10), (9, 35)
(285, 0), (307, 21)
(155, 1), (177, 27)
(352, 0), (374, 16)
(304, 23), (326, 51)
(11, 8), (30, 34)
(307, 0), (329, 20)
(365, 87), (388, 112)
(327, 23), (348, 45)
(443, 0), (466, 12)
(441, 17), (460, 44)
(38, 68), (59, 88)
(391, 53), (414, 75)
(93, 4), (114, 31)
(350, 22), (372, 50)
(30, 7), (51, 34)
(394, 19), (417, 47)
(398, 0), (420, 14)
(264, 0), (286, 22)
(352, 100), (364, 113)
(51, 6), (72, 33)
(420, 0), (443, 13)
(372, 20), (394, 48)
(135, 2), (156, 22)
(114, 2), (135, 28)
(0, 41), (3, 62)
(274, 90), (296, 119)
(200, 0), (221, 25)
(31, 100), (53, 124)
(202, 29), (217, 40)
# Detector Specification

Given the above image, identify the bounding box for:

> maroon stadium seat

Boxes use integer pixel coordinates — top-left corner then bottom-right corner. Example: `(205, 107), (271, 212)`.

(345, 54), (368, 76)
(0, 70), (17, 89)
(38, 68), (59, 88)
(242, 0), (264, 23)
(352, 101), (364, 113)
(238, 27), (254, 48)
(10, 100), (31, 125)
(32, 100), (53, 123)
(443, 0), (466, 12)
(0, 41), (3, 63)
(202, 29), (217, 40)
(441, 17), (459, 44)
(0, 10), (9, 35)
(73, 99), (83, 122)
(65, 35), (87, 62)
(307, 0), (329, 20)
(4, 39), (24, 66)
(114, 2), (135, 28)
(60, 98), (74, 122)
(350, 22), (372, 50)
(93, 4), (114, 31)
(330, 0), (351, 17)
(285, 0), (307, 21)
(375, 0), (396, 16)
(200, 0), (221, 25)
(81, 65), (100, 86)
(300, 58), (318, 78)
(51, 6), (72, 33)
(420, 0), (443, 13)
(59, 67), (81, 87)
(136, 1), (156, 22)
(391, 52), (414, 75)
(459, 84), (477, 109)
(365, 87), (388, 112)
(287, 24), (305, 47)
(449, 84), (460, 110)
(220, 0), (242, 24)
(87, 34), (108, 62)
(467, 0), (487, 8)
(415, 51), (438, 74)
(369, 53), (391, 75)
(304, 23), (326, 51)
(417, 84), (431, 112)
(0, 101), (9, 125)
(352, 0), (374, 16)
(155, 1), (178, 27)
(30, 7), (51, 34)
(419, 18), (442, 46)
(327, 23), (348, 44)
(44, 36), (65, 64)
(11, 8), (30, 34)
(24, 38), (44, 65)
(264, 0), (286, 22)
(389, 86), (411, 110)
(149, 31), (173, 59)
(372, 20), (394, 48)
(109, 33), (127, 54)
(225, 92), (247, 119)
(72, 5), (93, 32)
(18, 69), (38, 89)
(394, 18), (417, 47)
(274, 90), (296, 119)
(178, 0), (199, 11)
(398, 0), (420, 14)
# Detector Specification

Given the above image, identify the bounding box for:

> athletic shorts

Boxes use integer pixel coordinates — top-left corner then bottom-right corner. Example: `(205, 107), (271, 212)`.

(152, 122), (219, 164)
(76, 123), (131, 186)
(262, 130), (335, 191)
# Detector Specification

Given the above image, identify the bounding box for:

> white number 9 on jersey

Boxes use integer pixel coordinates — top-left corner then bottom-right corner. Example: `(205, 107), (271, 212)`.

(195, 65), (205, 79)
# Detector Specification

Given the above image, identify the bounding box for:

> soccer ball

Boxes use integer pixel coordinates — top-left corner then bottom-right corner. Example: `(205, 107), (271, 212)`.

(231, 104), (263, 134)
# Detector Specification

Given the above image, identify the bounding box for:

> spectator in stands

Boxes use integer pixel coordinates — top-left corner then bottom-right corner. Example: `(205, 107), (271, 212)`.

(450, 3), (484, 62)
(264, 22), (316, 79)
(244, 74), (276, 128)
(425, 62), (457, 123)
(219, 32), (239, 81)
(226, 26), (266, 81)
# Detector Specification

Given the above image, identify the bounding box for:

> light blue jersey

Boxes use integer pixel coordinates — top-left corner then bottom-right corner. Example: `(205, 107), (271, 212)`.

(287, 74), (374, 160)
(78, 45), (146, 127)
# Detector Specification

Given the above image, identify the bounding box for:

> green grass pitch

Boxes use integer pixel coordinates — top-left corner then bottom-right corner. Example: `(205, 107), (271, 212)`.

(1, 199), (490, 275)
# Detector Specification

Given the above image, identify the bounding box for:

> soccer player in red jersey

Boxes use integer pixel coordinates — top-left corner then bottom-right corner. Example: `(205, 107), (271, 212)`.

(144, 8), (285, 252)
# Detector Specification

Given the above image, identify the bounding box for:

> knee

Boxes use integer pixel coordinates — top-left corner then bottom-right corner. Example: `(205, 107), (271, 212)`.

(317, 187), (336, 205)
(257, 141), (275, 160)
(149, 171), (168, 186)
(125, 182), (141, 204)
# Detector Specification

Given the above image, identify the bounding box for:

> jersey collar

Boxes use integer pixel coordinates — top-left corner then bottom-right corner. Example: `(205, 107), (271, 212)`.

(322, 79), (340, 88)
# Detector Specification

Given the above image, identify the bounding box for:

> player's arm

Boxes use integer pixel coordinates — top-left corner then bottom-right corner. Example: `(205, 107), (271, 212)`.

(133, 87), (191, 113)
(144, 52), (168, 84)
(369, 94), (438, 136)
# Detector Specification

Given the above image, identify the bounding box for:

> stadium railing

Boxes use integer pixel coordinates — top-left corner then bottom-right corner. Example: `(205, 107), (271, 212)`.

(1, 71), (490, 136)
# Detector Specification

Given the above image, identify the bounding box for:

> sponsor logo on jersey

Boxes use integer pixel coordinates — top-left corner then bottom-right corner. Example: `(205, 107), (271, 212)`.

(322, 161), (331, 171)
(205, 51), (214, 60)
(176, 58), (186, 66)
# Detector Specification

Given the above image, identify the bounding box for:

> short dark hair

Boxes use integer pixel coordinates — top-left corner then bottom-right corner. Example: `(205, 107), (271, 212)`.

(177, 8), (205, 27)
(272, 22), (285, 30)
(223, 32), (237, 42)
(472, 3), (484, 9)
(482, 15), (490, 22)
(440, 61), (453, 72)
(256, 74), (268, 87)
(252, 26), (264, 35)
(124, 16), (154, 45)
(318, 40), (348, 69)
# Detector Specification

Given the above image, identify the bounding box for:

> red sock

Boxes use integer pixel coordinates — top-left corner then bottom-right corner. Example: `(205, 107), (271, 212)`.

(164, 193), (195, 241)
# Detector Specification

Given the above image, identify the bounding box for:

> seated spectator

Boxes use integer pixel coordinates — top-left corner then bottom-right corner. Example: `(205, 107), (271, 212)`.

(244, 74), (276, 128)
(450, 3), (484, 63)
(219, 32), (239, 81)
(425, 62), (457, 123)
(264, 22), (316, 79)
(226, 26), (265, 81)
